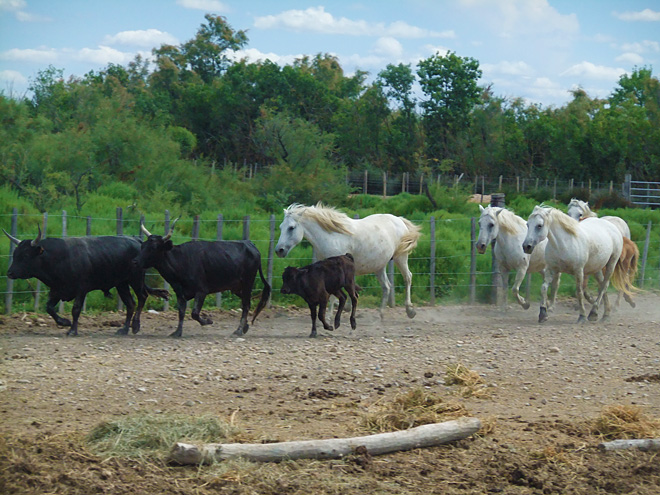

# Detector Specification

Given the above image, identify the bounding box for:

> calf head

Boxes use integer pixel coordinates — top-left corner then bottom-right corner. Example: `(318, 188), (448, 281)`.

(281, 266), (306, 295)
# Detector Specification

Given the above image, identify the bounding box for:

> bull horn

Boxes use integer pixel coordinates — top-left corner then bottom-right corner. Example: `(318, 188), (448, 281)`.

(164, 216), (180, 241)
(31, 225), (43, 246)
(3, 229), (21, 246)
(141, 223), (153, 237)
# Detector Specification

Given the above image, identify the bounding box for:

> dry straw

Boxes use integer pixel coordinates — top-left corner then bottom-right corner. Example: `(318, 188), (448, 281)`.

(590, 405), (660, 440)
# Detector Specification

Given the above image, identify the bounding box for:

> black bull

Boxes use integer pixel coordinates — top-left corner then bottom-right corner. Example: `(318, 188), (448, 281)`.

(3, 229), (168, 336)
(133, 230), (271, 338)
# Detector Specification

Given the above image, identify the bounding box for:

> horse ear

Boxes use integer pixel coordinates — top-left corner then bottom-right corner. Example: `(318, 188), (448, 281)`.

(494, 208), (504, 217)
(479, 204), (484, 212)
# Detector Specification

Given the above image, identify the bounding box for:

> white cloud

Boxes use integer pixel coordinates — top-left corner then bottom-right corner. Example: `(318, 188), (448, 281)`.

(75, 46), (134, 65)
(0, 69), (27, 85)
(0, 0), (25, 11)
(619, 40), (660, 53)
(615, 52), (644, 65)
(104, 29), (178, 48)
(254, 6), (453, 38)
(481, 60), (534, 77)
(614, 9), (660, 22)
(459, 0), (578, 37)
(0, 47), (58, 63)
(229, 48), (301, 66)
(372, 37), (403, 58)
(422, 44), (450, 57)
(176, 0), (229, 12)
(560, 61), (626, 81)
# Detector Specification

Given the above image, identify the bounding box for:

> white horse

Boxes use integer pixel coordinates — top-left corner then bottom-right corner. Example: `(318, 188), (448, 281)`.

(275, 203), (421, 318)
(567, 198), (631, 238)
(567, 198), (635, 307)
(523, 205), (630, 323)
(476, 205), (558, 310)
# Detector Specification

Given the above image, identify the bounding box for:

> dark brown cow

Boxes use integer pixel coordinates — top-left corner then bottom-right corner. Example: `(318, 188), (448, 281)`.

(280, 253), (359, 338)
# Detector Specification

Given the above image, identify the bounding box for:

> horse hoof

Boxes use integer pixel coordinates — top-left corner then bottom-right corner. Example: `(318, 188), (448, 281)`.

(577, 315), (587, 324)
(233, 326), (247, 336)
(522, 302), (530, 310)
(601, 315), (610, 323)
(588, 311), (598, 322)
(406, 306), (416, 319)
(538, 307), (548, 323)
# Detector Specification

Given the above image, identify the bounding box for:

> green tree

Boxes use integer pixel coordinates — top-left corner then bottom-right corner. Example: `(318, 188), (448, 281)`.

(417, 51), (482, 164)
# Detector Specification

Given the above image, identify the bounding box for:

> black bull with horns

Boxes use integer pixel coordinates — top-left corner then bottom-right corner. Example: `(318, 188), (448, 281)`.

(3, 227), (169, 336)
(133, 221), (271, 337)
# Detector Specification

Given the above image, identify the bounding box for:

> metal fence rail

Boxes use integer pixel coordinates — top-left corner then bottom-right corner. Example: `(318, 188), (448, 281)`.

(2, 208), (659, 315)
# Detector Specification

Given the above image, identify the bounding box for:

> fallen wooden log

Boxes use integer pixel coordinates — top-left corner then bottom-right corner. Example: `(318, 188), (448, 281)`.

(170, 417), (481, 464)
(598, 438), (660, 452)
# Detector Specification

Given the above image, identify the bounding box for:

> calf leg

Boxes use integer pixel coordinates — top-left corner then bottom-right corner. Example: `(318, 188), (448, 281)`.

(347, 286), (358, 330)
(46, 292), (71, 329)
(308, 303), (319, 338)
(333, 290), (347, 329)
(317, 294), (333, 331)
(115, 283), (135, 335)
(171, 293), (187, 337)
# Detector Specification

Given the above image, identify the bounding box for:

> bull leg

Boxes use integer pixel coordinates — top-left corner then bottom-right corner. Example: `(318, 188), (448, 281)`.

(115, 284), (135, 335)
(318, 294), (333, 331)
(191, 293), (212, 326)
(130, 285), (148, 335)
(308, 303), (318, 338)
(68, 293), (86, 337)
(171, 293), (187, 338)
(394, 253), (415, 318)
(333, 290), (347, 329)
(46, 292), (72, 330)
(233, 289), (251, 336)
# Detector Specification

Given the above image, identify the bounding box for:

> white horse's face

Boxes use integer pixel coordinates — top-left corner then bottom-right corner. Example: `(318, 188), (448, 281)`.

(523, 211), (548, 254)
(566, 203), (583, 220)
(275, 214), (305, 258)
(476, 210), (499, 254)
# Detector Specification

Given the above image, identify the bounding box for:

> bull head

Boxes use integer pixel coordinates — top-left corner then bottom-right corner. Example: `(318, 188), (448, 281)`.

(140, 216), (180, 240)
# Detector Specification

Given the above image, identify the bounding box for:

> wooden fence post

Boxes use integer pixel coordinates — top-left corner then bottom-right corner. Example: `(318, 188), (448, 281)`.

(469, 217), (476, 304)
(58, 210), (67, 313)
(163, 210), (170, 311)
(429, 217), (436, 305)
(242, 216), (250, 240)
(4, 207), (17, 315)
(383, 171), (387, 197)
(215, 214), (223, 309)
(363, 170), (368, 195)
(116, 207), (123, 310)
(639, 221), (652, 288)
(267, 214), (275, 307)
(34, 213), (47, 312)
(388, 259), (395, 307)
(192, 215), (200, 241)
(498, 175), (503, 191)
(86, 216), (92, 236)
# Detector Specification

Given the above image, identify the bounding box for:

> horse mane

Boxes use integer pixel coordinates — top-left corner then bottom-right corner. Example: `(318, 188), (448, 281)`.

(568, 198), (597, 218)
(534, 205), (579, 236)
(493, 208), (526, 235)
(285, 203), (353, 235)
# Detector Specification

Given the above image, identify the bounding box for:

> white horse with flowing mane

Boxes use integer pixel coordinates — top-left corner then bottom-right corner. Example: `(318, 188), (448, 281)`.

(567, 198), (631, 238)
(275, 203), (421, 318)
(567, 198), (636, 308)
(476, 205), (558, 310)
(523, 205), (631, 323)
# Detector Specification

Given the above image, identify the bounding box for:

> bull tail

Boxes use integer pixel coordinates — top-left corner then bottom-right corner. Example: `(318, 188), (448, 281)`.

(609, 240), (640, 298)
(393, 218), (421, 258)
(146, 285), (170, 301)
(251, 264), (271, 324)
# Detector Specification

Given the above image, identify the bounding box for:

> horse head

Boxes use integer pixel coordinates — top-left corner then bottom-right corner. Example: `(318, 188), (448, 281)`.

(275, 207), (305, 258)
(523, 206), (550, 254)
(476, 206), (500, 254)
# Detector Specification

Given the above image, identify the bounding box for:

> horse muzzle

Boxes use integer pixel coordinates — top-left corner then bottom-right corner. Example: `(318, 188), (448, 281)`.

(476, 243), (487, 254)
(522, 243), (534, 254)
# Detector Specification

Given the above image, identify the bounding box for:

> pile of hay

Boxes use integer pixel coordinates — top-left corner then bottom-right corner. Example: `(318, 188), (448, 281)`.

(590, 405), (660, 440)
(444, 363), (490, 398)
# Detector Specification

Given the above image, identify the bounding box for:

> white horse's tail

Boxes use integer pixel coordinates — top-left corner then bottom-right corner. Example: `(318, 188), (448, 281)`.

(610, 239), (640, 297)
(394, 218), (421, 257)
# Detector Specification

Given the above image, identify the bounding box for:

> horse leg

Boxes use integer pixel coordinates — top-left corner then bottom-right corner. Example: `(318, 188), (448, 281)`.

(539, 269), (554, 323)
(575, 270), (588, 324)
(374, 266), (391, 319)
(393, 253), (415, 318)
(512, 268), (530, 309)
(548, 272), (560, 311)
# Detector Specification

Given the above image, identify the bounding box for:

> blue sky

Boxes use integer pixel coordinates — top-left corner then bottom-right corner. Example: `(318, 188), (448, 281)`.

(1, 0), (658, 107)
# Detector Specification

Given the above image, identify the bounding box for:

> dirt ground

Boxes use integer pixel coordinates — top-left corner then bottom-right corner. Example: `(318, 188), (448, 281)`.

(1, 293), (660, 494)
